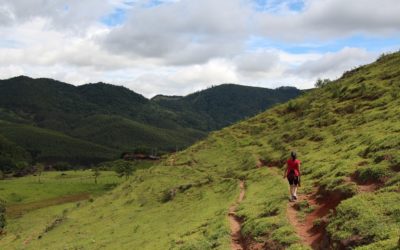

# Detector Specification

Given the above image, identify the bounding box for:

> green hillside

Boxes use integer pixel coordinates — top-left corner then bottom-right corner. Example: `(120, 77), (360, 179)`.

(0, 77), (300, 166)
(69, 114), (205, 151)
(2, 53), (399, 249)
(0, 121), (118, 165)
(153, 84), (302, 130)
(0, 135), (31, 174)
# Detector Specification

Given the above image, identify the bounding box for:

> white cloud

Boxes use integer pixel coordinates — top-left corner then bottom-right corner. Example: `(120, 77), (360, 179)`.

(126, 59), (239, 97)
(0, 0), (121, 31)
(288, 47), (378, 79)
(103, 0), (251, 65)
(257, 0), (400, 41)
(234, 50), (279, 74)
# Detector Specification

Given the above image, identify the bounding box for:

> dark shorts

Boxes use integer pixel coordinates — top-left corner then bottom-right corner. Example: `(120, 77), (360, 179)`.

(287, 175), (299, 185)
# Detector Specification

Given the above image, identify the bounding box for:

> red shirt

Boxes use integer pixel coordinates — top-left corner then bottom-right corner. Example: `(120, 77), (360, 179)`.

(287, 159), (301, 176)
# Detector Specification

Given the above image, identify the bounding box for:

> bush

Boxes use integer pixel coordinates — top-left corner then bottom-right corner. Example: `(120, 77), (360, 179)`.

(315, 78), (332, 88)
(327, 192), (399, 249)
(113, 160), (136, 180)
(354, 166), (389, 184)
(160, 188), (176, 203)
(53, 162), (72, 171)
(0, 199), (6, 232)
(285, 99), (308, 115)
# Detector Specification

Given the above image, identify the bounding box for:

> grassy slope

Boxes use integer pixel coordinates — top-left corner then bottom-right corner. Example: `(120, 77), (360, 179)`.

(2, 53), (400, 249)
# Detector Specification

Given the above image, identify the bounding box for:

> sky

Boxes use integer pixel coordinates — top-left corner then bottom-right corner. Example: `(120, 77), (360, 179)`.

(0, 0), (399, 98)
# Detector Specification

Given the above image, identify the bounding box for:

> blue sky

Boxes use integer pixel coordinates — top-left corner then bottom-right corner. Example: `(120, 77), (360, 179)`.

(246, 35), (400, 54)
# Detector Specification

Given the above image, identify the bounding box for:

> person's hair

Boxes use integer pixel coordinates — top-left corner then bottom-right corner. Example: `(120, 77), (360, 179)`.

(291, 151), (297, 160)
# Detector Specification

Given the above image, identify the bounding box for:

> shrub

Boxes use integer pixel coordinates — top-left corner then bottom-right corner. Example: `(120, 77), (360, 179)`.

(388, 155), (400, 171)
(314, 78), (332, 88)
(285, 99), (309, 116)
(52, 162), (72, 171)
(354, 166), (389, 184)
(160, 188), (176, 203)
(113, 160), (136, 180)
(309, 134), (324, 142)
(328, 83), (341, 98)
(327, 192), (399, 249)
(0, 199), (6, 232)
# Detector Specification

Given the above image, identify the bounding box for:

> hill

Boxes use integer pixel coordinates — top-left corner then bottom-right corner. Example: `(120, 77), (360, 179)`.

(0, 134), (31, 174)
(3, 52), (399, 249)
(0, 120), (118, 165)
(153, 84), (302, 130)
(0, 77), (300, 165)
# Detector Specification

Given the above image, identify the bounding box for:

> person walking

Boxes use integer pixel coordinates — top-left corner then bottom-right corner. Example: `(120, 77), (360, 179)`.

(283, 151), (301, 201)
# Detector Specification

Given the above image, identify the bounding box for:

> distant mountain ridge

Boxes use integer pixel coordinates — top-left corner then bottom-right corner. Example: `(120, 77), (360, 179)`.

(153, 84), (301, 130)
(0, 76), (302, 166)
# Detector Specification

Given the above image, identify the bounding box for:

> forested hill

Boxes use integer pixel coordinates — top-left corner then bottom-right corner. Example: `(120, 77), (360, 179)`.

(0, 76), (301, 166)
(152, 84), (301, 130)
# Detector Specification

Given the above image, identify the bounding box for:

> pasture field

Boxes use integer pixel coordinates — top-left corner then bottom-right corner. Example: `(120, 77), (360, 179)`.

(0, 170), (122, 206)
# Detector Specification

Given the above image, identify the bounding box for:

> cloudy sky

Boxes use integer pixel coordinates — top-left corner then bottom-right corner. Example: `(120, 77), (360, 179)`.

(0, 0), (399, 97)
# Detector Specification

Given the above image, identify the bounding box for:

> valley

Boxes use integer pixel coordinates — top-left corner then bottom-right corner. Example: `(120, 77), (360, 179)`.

(1, 51), (399, 249)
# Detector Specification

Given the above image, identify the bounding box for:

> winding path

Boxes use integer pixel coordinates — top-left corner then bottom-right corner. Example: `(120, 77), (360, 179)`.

(228, 181), (245, 250)
(286, 192), (324, 248)
(286, 178), (375, 249)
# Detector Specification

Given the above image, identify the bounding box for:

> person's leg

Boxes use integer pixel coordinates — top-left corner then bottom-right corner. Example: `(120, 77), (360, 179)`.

(288, 178), (294, 200)
(293, 185), (298, 198)
(289, 186), (295, 201)
(291, 176), (299, 200)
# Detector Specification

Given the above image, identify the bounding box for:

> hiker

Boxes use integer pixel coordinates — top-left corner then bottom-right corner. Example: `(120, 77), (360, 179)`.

(283, 151), (301, 201)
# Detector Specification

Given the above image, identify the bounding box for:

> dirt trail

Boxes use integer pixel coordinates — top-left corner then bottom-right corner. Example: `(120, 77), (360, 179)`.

(286, 176), (379, 249)
(286, 191), (333, 249)
(228, 181), (245, 250)
(258, 158), (381, 249)
(344, 176), (379, 193)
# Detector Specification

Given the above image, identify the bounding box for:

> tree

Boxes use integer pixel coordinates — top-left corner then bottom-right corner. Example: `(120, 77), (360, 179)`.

(36, 163), (45, 183)
(114, 160), (136, 180)
(14, 161), (29, 177)
(315, 78), (331, 88)
(92, 167), (101, 184)
(0, 199), (6, 233)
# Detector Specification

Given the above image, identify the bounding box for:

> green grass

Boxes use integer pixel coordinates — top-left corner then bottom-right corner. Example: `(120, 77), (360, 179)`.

(0, 202), (78, 249)
(1, 167), (237, 249)
(0, 171), (122, 205)
(237, 169), (299, 247)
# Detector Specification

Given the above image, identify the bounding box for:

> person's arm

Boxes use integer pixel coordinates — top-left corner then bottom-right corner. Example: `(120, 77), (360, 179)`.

(298, 163), (301, 176)
(298, 163), (301, 187)
(283, 165), (288, 178)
